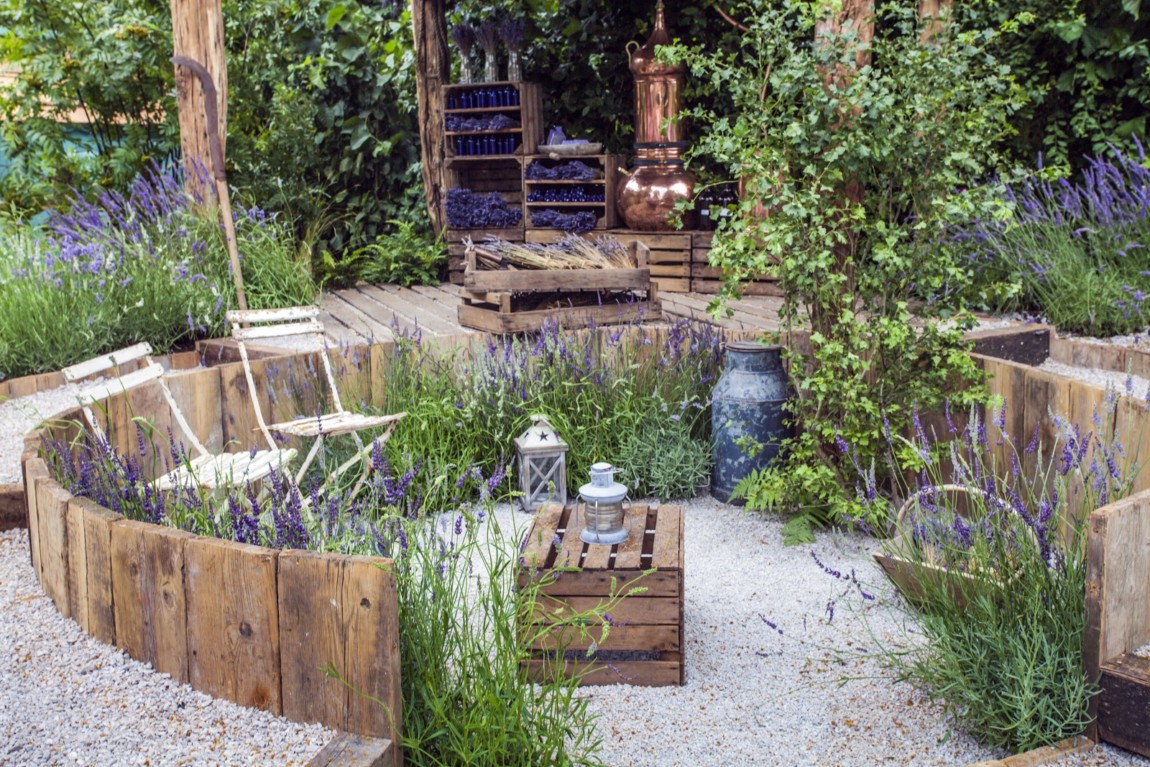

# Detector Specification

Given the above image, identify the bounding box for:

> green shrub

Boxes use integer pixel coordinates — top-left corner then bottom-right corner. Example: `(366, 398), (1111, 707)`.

(664, 1), (1017, 536)
(322, 219), (446, 289)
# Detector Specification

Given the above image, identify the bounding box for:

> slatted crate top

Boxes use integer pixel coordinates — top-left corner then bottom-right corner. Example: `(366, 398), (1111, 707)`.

(518, 502), (684, 686)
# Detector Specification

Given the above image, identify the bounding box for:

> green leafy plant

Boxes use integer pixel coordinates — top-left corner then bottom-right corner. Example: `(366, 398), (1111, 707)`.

(665, 1), (1021, 534)
(617, 404), (710, 500)
(323, 218), (446, 289)
(853, 394), (1141, 752)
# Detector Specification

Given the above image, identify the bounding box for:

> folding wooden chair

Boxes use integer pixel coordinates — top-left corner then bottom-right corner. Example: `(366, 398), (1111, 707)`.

(62, 343), (296, 491)
(226, 307), (405, 485)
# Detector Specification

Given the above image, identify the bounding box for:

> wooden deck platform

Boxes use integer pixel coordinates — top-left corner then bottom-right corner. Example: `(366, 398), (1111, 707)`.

(317, 282), (783, 345)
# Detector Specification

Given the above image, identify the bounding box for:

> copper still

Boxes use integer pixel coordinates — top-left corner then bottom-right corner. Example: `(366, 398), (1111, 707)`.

(616, 1), (698, 231)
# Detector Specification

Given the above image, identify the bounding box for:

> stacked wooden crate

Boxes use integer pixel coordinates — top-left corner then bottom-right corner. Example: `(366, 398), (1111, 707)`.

(689, 231), (782, 295)
(523, 154), (621, 232)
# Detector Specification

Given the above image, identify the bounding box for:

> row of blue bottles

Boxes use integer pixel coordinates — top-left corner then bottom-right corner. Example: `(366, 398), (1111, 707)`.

(448, 87), (520, 110)
(454, 135), (518, 156)
(527, 187), (605, 203)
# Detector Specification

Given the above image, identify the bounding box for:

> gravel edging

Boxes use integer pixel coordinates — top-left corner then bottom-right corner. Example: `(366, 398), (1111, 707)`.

(0, 527), (333, 767)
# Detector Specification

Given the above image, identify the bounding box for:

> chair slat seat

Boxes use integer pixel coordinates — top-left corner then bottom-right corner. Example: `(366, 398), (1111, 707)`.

(267, 412), (406, 439)
(155, 448), (297, 491)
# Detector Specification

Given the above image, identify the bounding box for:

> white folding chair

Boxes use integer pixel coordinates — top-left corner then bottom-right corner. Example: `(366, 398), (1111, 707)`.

(227, 307), (405, 485)
(62, 343), (296, 491)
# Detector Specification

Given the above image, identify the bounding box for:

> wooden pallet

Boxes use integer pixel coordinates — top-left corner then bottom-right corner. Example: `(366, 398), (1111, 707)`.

(518, 502), (684, 687)
(445, 227), (524, 284)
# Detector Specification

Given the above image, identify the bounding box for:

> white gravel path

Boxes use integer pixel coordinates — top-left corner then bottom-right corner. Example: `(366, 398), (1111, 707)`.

(0, 527), (333, 766)
(0, 382), (90, 484)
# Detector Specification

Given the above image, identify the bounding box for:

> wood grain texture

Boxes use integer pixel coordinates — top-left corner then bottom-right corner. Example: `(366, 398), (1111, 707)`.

(306, 732), (395, 767)
(35, 477), (72, 618)
(170, 0), (228, 198)
(185, 536), (282, 713)
(278, 551), (401, 742)
(110, 520), (193, 682)
(81, 501), (119, 645)
(165, 367), (224, 453)
(65, 497), (91, 632)
(23, 456), (49, 576)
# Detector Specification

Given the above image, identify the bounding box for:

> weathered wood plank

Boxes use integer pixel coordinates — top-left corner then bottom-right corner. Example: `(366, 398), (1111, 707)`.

(306, 733), (395, 767)
(520, 502), (564, 568)
(23, 456), (49, 576)
(651, 505), (683, 570)
(65, 497), (90, 632)
(185, 536), (282, 714)
(342, 556), (402, 742)
(612, 504), (647, 570)
(165, 367), (224, 453)
(81, 501), (119, 645)
(35, 477), (72, 618)
(110, 520), (193, 682)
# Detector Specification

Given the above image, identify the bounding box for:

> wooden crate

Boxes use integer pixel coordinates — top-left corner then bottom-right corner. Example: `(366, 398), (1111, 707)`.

(523, 154), (621, 230)
(457, 240), (661, 334)
(690, 231), (781, 294)
(518, 502), (684, 686)
(446, 227), (524, 285)
(522, 229), (693, 293)
(441, 81), (543, 159)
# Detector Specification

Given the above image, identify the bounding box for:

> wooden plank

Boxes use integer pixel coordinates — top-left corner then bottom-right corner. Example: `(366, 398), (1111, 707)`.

(531, 569), (681, 599)
(165, 367), (224, 453)
(110, 519), (192, 682)
(81, 500), (119, 645)
(689, 278), (783, 297)
(1088, 496), (1150, 665)
(23, 456), (49, 576)
(530, 623), (679, 652)
(531, 595), (680, 625)
(966, 736), (1096, 767)
(556, 519), (585, 568)
(651, 505), (683, 570)
(522, 657), (681, 687)
(61, 342), (154, 382)
(185, 536), (282, 714)
(65, 496), (90, 632)
(35, 477), (71, 618)
(370, 284), (464, 336)
(218, 356), (269, 451)
(306, 733), (395, 767)
(520, 502), (564, 568)
(342, 556), (402, 741)
(326, 289), (401, 342)
(1098, 653), (1150, 757)
(279, 551), (401, 740)
(464, 267), (650, 293)
(613, 503), (647, 569)
(582, 542), (612, 569)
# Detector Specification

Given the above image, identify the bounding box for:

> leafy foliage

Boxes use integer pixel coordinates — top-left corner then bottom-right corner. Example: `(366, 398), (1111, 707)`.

(666, 1), (1020, 531)
(957, 0), (1150, 167)
(323, 218), (446, 289)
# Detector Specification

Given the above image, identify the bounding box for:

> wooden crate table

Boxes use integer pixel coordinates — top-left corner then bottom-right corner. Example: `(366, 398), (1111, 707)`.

(517, 502), (684, 686)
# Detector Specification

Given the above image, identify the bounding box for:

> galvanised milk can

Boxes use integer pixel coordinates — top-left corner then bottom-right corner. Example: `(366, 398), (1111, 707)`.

(711, 341), (792, 503)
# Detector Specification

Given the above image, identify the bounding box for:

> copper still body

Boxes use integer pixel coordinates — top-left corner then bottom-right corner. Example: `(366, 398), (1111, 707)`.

(616, 1), (698, 231)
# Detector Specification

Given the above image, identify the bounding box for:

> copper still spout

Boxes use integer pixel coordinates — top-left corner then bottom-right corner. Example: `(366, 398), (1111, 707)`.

(616, 0), (698, 231)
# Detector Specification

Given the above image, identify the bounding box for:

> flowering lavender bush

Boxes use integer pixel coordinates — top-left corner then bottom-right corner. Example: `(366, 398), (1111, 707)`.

(376, 317), (724, 500)
(950, 141), (1150, 336)
(0, 165), (314, 379)
(848, 392), (1140, 751)
(44, 419), (609, 766)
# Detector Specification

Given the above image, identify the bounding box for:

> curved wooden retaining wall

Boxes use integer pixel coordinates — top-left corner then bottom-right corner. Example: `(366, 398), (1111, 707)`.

(18, 341), (407, 760)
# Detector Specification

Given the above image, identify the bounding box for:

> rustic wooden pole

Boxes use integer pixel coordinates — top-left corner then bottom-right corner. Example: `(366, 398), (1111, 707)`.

(172, 56), (248, 313)
(170, 0), (228, 201)
(411, 0), (449, 236)
(917, 0), (952, 44)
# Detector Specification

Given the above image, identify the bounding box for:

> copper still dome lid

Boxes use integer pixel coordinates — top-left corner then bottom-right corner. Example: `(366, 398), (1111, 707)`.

(627, 1), (687, 76)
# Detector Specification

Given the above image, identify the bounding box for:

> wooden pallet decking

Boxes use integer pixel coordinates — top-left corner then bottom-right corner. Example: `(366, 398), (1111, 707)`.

(316, 282), (786, 347)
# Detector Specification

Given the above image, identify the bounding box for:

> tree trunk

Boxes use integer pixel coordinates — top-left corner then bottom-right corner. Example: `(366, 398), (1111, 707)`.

(411, 0), (449, 235)
(170, 0), (228, 202)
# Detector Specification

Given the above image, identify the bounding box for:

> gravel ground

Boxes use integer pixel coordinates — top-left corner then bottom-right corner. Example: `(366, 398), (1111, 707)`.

(0, 527), (333, 766)
(1039, 359), (1150, 402)
(0, 381), (91, 484)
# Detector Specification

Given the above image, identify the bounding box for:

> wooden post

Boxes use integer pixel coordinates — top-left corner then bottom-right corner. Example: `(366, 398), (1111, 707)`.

(411, 0), (449, 236)
(918, 0), (953, 44)
(170, 0), (228, 200)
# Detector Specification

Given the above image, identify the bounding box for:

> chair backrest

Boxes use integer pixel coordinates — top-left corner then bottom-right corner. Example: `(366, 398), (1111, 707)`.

(227, 306), (345, 444)
(66, 345), (209, 460)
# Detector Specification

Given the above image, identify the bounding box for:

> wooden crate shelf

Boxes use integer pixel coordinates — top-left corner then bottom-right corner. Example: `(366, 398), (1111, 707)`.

(689, 231), (781, 294)
(441, 82), (543, 159)
(523, 154), (621, 230)
(518, 502), (684, 687)
(445, 227), (524, 285)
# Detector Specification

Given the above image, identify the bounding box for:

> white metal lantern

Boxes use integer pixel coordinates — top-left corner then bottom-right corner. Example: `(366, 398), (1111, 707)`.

(514, 415), (568, 512)
(577, 462), (630, 545)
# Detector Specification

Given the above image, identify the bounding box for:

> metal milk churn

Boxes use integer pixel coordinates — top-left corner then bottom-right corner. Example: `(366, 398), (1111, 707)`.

(711, 341), (792, 503)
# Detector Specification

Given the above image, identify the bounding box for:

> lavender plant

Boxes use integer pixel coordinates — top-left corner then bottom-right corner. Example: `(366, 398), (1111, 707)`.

(374, 317), (724, 500)
(950, 141), (1150, 337)
(0, 165), (314, 379)
(847, 392), (1141, 752)
(45, 419), (611, 766)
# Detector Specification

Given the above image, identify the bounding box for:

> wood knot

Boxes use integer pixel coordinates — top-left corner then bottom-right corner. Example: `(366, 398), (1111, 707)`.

(239, 620), (253, 638)
(360, 597), (371, 609)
